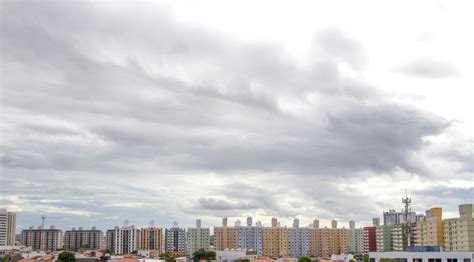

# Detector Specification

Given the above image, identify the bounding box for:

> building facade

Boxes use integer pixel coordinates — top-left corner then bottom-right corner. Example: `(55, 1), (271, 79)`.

(347, 221), (363, 255)
(106, 222), (140, 255)
(214, 218), (237, 251)
(21, 226), (63, 251)
(262, 218), (289, 258)
(415, 207), (444, 247)
(288, 219), (310, 258)
(236, 217), (263, 256)
(363, 226), (376, 255)
(139, 224), (163, 254)
(443, 204), (474, 251)
(64, 226), (103, 251)
(164, 222), (186, 255)
(0, 209), (16, 246)
(186, 219), (210, 255)
(310, 220), (348, 258)
(391, 224), (408, 251)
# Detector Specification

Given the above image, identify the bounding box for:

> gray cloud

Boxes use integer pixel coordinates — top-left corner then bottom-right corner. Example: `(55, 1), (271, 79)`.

(0, 0), (466, 230)
(398, 58), (459, 78)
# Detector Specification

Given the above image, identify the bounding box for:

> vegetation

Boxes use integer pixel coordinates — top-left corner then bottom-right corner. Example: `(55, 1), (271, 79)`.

(79, 245), (91, 251)
(233, 259), (250, 262)
(193, 249), (216, 262)
(380, 259), (398, 262)
(298, 257), (312, 262)
(57, 252), (76, 262)
(162, 251), (182, 262)
(363, 255), (369, 262)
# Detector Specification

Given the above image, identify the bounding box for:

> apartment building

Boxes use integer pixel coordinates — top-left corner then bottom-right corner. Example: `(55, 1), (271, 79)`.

(262, 218), (289, 258)
(391, 224), (408, 251)
(214, 218), (237, 251)
(0, 209), (16, 246)
(376, 225), (394, 252)
(288, 219), (310, 258)
(106, 221), (140, 255)
(236, 217), (263, 256)
(64, 226), (103, 251)
(139, 223), (163, 254)
(347, 221), (363, 255)
(164, 222), (186, 255)
(384, 210), (421, 225)
(21, 226), (63, 251)
(310, 220), (347, 258)
(443, 204), (474, 251)
(415, 207), (444, 247)
(186, 219), (210, 255)
(363, 226), (376, 255)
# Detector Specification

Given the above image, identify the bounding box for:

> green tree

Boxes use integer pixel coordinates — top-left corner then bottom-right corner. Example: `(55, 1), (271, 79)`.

(380, 259), (398, 262)
(162, 252), (181, 262)
(57, 252), (76, 262)
(363, 255), (369, 262)
(298, 257), (312, 262)
(193, 249), (216, 262)
(79, 245), (91, 251)
(233, 259), (250, 262)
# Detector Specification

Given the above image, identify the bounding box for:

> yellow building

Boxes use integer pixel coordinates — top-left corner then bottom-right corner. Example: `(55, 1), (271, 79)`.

(262, 218), (289, 258)
(213, 218), (237, 251)
(443, 204), (474, 251)
(139, 226), (163, 254)
(309, 220), (347, 258)
(415, 207), (444, 247)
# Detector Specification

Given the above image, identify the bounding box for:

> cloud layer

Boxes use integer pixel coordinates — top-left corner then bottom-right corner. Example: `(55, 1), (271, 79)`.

(1, 0), (472, 231)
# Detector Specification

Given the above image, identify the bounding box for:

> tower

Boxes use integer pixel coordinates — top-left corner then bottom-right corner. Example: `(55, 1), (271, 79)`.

(402, 191), (412, 246)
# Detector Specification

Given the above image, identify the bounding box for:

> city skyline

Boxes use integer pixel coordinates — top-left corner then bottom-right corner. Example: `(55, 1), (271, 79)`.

(2, 200), (470, 234)
(1, 0), (473, 233)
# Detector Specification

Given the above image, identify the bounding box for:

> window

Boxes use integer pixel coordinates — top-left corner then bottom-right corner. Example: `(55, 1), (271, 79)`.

(413, 258), (422, 262)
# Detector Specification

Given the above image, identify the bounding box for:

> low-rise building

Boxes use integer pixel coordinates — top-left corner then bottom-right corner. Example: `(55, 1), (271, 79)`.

(369, 251), (473, 262)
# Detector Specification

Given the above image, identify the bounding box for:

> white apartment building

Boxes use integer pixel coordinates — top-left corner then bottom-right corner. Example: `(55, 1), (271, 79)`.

(186, 219), (210, 255)
(0, 209), (16, 246)
(165, 222), (186, 254)
(106, 221), (140, 255)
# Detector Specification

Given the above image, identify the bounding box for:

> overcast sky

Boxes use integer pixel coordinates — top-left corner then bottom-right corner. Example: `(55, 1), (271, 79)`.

(1, 0), (473, 232)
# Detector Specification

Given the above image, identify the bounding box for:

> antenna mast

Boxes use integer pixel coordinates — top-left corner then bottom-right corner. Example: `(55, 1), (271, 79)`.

(41, 215), (46, 228)
(402, 189), (412, 247)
